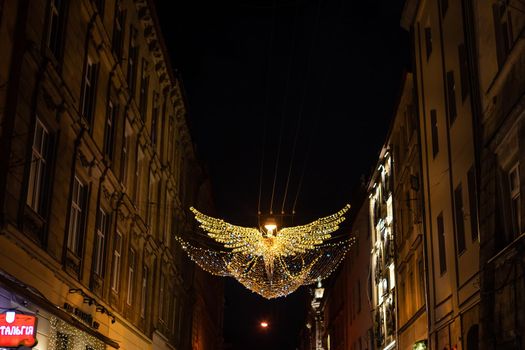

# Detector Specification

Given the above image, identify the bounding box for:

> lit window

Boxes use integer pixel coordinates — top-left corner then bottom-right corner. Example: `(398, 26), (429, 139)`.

(27, 118), (49, 214)
(111, 231), (122, 292)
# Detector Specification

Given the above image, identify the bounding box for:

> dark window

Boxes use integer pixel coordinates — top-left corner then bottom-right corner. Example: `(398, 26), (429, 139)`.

(139, 59), (149, 120)
(446, 71), (457, 123)
(112, 1), (126, 59)
(437, 213), (447, 274)
(467, 166), (478, 241)
(357, 278), (361, 313)
(27, 118), (52, 216)
(127, 248), (135, 305)
(80, 57), (98, 125)
(103, 100), (117, 161)
(67, 176), (88, 256)
(93, 207), (109, 276)
(127, 26), (138, 96)
(454, 183), (466, 253)
(509, 164), (521, 238)
(120, 121), (131, 185)
(418, 258), (425, 304)
(95, 0), (104, 15)
(151, 93), (159, 147)
(458, 44), (470, 101)
(430, 109), (439, 158)
(492, 3), (514, 67)
(46, 0), (68, 59)
(140, 265), (148, 318)
(111, 230), (122, 292)
(440, 0), (448, 18)
(424, 27), (432, 60)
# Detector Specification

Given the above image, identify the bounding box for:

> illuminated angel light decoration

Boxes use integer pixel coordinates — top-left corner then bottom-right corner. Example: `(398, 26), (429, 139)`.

(176, 204), (354, 299)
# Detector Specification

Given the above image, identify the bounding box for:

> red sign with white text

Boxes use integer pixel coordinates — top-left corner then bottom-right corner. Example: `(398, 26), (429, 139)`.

(0, 312), (38, 348)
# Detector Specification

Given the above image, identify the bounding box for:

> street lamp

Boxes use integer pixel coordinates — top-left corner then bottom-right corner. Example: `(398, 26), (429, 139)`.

(311, 278), (325, 350)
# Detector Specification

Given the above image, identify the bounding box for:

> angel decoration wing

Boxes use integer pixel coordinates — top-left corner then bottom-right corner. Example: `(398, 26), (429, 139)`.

(190, 204), (350, 258)
(182, 204), (354, 299)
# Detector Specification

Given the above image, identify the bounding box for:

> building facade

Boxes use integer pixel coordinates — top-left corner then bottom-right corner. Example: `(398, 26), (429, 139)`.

(470, 1), (525, 349)
(369, 147), (396, 350)
(322, 196), (373, 350)
(390, 73), (428, 350)
(0, 1), (222, 349)
(401, 0), (481, 348)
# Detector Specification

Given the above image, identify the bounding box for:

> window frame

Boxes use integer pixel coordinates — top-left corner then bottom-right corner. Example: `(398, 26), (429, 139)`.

(111, 230), (123, 292)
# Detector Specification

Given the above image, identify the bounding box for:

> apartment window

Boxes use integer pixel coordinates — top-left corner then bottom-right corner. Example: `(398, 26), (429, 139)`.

(46, 0), (67, 59)
(134, 148), (144, 209)
(27, 118), (50, 215)
(171, 296), (178, 332)
(147, 172), (156, 229)
(357, 278), (361, 313)
(151, 93), (159, 147)
(95, 0), (105, 14)
(492, 3), (514, 67)
(437, 213), (447, 274)
(424, 27), (432, 60)
(127, 26), (138, 96)
(454, 184), (466, 253)
(139, 59), (150, 120)
(467, 166), (479, 241)
(103, 100), (117, 161)
(430, 109), (439, 158)
(80, 56), (98, 125)
(458, 44), (470, 101)
(120, 120), (131, 185)
(67, 176), (88, 256)
(140, 265), (148, 318)
(168, 116), (175, 165)
(509, 164), (521, 237)
(418, 258), (425, 305)
(440, 0), (448, 18)
(159, 273), (165, 322)
(164, 193), (172, 246)
(111, 231), (122, 292)
(93, 208), (109, 276)
(127, 248), (135, 305)
(112, 1), (126, 59)
(446, 71), (457, 123)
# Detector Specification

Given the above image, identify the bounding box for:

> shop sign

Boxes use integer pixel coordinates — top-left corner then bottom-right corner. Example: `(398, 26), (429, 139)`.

(0, 311), (37, 348)
(63, 303), (99, 330)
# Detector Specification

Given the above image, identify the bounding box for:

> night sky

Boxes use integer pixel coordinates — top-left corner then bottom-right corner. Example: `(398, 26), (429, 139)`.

(156, 0), (408, 348)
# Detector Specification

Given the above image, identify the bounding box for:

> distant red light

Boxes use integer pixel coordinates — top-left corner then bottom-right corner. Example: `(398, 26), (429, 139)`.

(260, 321), (268, 328)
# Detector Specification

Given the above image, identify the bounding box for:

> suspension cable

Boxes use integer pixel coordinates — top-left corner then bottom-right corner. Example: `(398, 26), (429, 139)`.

(258, 0), (278, 218)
